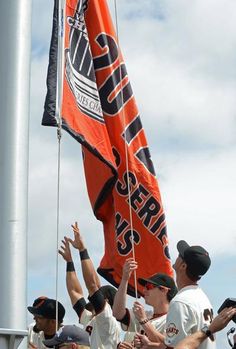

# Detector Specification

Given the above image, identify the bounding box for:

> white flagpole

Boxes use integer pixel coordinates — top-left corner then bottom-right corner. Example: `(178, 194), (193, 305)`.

(0, 0), (31, 348)
(56, 0), (66, 127)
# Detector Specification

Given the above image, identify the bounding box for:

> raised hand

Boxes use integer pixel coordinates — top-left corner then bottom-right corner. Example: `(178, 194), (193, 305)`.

(209, 307), (236, 333)
(58, 236), (73, 262)
(134, 334), (150, 349)
(68, 221), (86, 251)
(122, 258), (138, 282)
(133, 301), (146, 322)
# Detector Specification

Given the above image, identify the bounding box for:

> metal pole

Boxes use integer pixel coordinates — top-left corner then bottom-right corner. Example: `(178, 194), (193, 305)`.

(0, 0), (32, 347)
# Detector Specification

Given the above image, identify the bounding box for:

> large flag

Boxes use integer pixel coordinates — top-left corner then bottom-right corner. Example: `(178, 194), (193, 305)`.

(43, 0), (173, 296)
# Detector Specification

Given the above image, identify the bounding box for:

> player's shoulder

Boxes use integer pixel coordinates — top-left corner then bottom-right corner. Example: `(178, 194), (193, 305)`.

(173, 285), (205, 299)
(171, 285), (212, 309)
(96, 302), (121, 327)
(151, 314), (166, 333)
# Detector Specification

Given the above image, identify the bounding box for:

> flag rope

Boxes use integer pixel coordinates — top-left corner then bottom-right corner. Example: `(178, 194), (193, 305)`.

(55, 0), (66, 332)
(114, 0), (138, 301)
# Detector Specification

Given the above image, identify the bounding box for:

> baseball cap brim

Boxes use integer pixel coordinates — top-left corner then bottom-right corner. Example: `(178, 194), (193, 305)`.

(27, 306), (56, 319)
(138, 276), (169, 288)
(27, 306), (42, 316)
(138, 277), (155, 286)
(42, 337), (61, 346)
(177, 240), (190, 259)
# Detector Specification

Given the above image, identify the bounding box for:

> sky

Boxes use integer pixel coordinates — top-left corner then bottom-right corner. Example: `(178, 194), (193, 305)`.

(29, 1), (236, 348)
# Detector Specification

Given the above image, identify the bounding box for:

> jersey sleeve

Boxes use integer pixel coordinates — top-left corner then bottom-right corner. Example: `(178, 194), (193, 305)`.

(164, 301), (197, 348)
(120, 308), (138, 332)
(80, 308), (93, 328)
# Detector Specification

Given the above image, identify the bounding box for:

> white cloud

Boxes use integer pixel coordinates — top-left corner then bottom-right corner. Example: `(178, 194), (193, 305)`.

(111, 0), (236, 147)
(156, 149), (236, 258)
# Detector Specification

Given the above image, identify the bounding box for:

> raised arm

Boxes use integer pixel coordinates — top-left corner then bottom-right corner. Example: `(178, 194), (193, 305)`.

(69, 222), (101, 296)
(59, 236), (84, 305)
(113, 258), (138, 320)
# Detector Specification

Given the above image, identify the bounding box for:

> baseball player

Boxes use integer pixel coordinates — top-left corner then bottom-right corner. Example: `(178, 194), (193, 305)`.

(43, 324), (90, 349)
(59, 221), (121, 349)
(27, 297), (65, 349)
(164, 240), (216, 349)
(130, 240), (216, 349)
(113, 258), (177, 344)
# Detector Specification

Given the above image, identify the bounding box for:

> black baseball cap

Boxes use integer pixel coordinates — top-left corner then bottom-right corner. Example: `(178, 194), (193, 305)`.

(27, 298), (65, 322)
(177, 240), (211, 277)
(43, 325), (90, 347)
(138, 273), (178, 300)
(32, 296), (48, 307)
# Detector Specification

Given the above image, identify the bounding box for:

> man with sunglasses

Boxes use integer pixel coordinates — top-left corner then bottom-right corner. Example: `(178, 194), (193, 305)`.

(43, 324), (90, 349)
(113, 258), (177, 344)
(28, 297), (65, 349)
(134, 241), (215, 349)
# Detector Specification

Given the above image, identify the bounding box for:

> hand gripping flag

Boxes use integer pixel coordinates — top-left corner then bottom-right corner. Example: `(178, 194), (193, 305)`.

(43, 0), (173, 296)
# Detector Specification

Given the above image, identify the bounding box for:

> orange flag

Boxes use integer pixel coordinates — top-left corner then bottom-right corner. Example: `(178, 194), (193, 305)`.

(43, 0), (173, 296)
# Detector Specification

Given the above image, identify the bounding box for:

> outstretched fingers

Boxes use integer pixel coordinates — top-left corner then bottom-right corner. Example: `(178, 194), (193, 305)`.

(70, 221), (85, 250)
(210, 307), (236, 333)
(58, 236), (72, 262)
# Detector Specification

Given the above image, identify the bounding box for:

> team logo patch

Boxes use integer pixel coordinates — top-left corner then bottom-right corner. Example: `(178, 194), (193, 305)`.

(65, 1), (104, 123)
(166, 323), (179, 337)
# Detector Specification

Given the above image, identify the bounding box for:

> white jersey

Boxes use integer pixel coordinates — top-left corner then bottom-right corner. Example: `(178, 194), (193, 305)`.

(123, 309), (166, 342)
(80, 301), (121, 349)
(165, 285), (216, 349)
(28, 323), (46, 349)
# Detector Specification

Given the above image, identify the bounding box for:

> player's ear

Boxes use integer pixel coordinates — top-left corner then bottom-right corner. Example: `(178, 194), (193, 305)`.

(180, 261), (187, 271)
(157, 286), (167, 294)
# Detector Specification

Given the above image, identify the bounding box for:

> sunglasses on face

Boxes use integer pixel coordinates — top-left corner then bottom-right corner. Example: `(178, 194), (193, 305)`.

(144, 283), (157, 290)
